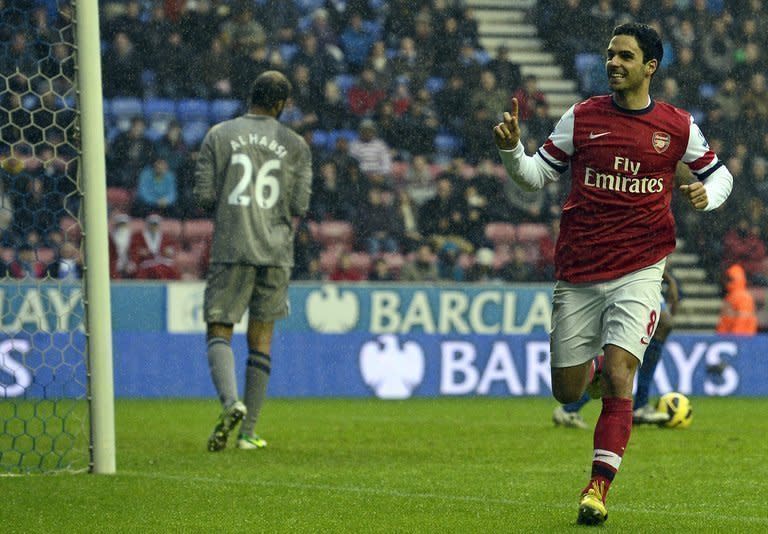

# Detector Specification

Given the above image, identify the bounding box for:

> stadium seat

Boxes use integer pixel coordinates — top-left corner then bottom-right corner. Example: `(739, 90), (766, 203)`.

(311, 130), (330, 150)
(484, 222), (516, 246)
(316, 220), (354, 249)
(182, 219), (214, 248)
(209, 99), (242, 123)
(106, 187), (134, 213)
(180, 120), (210, 147)
(109, 97), (143, 120)
(159, 218), (183, 242)
(434, 134), (462, 157)
(176, 99), (210, 122)
(515, 223), (549, 242)
(425, 77), (446, 94)
(334, 74), (356, 98)
(144, 98), (176, 136)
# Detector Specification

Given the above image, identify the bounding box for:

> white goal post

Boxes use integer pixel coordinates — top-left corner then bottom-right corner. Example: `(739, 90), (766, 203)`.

(75, 0), (116, 474)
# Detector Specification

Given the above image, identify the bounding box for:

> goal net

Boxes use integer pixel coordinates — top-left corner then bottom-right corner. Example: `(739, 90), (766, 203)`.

(0, 0), (112, 473)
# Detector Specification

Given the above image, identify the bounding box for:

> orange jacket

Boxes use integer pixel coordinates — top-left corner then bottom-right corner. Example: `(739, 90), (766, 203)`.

(716, 264), (758, 335)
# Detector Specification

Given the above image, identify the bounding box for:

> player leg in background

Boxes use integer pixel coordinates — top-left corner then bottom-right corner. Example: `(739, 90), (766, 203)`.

(633, 309), (673, 424)
(237, 317), (274, 449)
(553, 393), (591, 429)
(206, 322), (247, 452)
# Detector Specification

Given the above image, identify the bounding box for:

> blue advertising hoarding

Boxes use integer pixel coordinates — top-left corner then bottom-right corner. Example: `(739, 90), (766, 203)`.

(0, 282), (766, 399)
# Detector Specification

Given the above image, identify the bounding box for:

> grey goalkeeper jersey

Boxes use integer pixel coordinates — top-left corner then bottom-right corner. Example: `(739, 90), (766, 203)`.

(193, 114), (313, 266)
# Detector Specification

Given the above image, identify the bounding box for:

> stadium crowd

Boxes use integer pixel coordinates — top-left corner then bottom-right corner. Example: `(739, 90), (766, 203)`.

(0, 0), (767, 289)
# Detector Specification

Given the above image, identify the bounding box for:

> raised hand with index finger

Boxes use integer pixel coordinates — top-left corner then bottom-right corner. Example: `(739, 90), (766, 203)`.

(493, 97), (522, 150)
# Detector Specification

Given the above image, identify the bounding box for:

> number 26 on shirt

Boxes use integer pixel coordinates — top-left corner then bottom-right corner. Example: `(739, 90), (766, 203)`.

(227, 154), (280, 209)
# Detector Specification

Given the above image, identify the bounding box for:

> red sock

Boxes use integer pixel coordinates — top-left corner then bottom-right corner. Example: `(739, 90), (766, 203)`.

(582, 396), (633, 502)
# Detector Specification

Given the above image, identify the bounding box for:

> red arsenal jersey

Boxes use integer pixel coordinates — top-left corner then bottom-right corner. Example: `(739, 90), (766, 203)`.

(538, 95), (721, 283)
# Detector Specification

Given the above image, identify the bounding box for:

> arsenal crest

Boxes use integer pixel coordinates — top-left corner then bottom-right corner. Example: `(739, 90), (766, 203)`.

(652, 131), (671, 153)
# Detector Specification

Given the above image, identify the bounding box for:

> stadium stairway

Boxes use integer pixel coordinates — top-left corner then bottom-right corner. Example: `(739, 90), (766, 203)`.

(666, 246), (721, 332)
(467, 0), (582, 119)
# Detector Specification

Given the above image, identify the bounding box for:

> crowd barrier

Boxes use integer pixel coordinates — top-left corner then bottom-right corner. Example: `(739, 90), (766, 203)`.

(0, 282), (765, 398)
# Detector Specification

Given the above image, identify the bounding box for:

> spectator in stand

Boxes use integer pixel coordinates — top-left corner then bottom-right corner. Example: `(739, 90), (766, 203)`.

(372, 100), (401, 150)
(102, 0), (144, 44)
(501, 244), (538, 283)
(340, 12), (375, 74)
(396, 98), (438, 158)
(432, 15), (464, 77)
(391, 36), (431, 91)
(436, 241), (465, 282)
(231, 45), (271, 102)
(419, 175), (473, 255)
(348, 67), (387, 119)
(129, 214), (181, 280)
(154, 121), (189, 173)
(349, 119), (392, 178)
(11, 175), (59, 240)
(358, 187), (401, 255)
(200, 36), (234, 98)
(463, 103), (500, 164)
(133, 158), (179, 218)
(108, 117), (155, 189)
(369, 257), (395, 282)
(179, 0), (222, 54)
(292, 220), (320, 281)
(434, 72), (470, 135)
(366, 40), (394, 89)
(309, 159), (345, 221)
(317, 79), (355, 131)
(470, 71), (508, 119)
(701, 16), (735, 83)
(513, 75), (547, 121)
(101, 32), (144, 98)
(8, 243), (46, 279)
(466, 247), (503, 283)
(142, 4), (172, 69)
(526, 100), (555, 146)
(108, 214), (136, 279)
(329, 252), (364, 282)
(742, 72), (768, 121)
(448, 40), (483, 88)
(383, 0), (430, 46)
(308, 8), (342, 55)
(673, 47), (704, 109)
(291, 32), (341, 106)
(396, 190), (423, 254)
(290, 63), (318, 116)
(47, 241), (82, 279)
(462, 181), (493, 250)
(486, 44), (522, 93)
(403, 154), (436, 206)
(721, 217), (766, 284)
(220, 2), (266, 55)
(716, 264), (758, 335)
(400, 241), (439, 282)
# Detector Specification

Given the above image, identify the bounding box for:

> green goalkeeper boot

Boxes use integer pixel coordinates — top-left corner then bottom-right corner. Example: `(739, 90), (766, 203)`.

(207, 401), (247, 452)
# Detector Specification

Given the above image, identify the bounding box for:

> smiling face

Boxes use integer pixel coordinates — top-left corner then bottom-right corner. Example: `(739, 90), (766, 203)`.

(605, 34), (656, 106)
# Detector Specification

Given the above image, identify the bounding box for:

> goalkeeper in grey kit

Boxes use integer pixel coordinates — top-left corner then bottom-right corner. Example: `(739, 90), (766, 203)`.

(193, 70), (313, 451)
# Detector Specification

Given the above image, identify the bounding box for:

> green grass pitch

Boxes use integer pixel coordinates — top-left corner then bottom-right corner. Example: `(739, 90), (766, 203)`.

(3, 397), (768, 533)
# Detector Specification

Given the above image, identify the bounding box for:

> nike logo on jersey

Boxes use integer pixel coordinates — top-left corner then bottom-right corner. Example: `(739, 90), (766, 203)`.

(589, 131), (611, 139)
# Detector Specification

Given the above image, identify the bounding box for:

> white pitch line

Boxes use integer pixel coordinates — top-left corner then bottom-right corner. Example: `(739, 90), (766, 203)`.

(119, 470), (768, 524)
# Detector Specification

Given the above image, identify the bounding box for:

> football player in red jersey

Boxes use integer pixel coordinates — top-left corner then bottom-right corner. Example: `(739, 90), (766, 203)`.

(494, 23), (733, 526)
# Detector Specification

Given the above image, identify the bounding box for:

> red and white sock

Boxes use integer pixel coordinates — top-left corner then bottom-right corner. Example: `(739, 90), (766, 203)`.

(583, 396), (633, 502)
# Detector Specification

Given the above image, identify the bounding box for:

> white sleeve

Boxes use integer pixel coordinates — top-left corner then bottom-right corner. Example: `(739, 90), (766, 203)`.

(700, 164), (733, 211)
(681, 118), (733, 211)
(498, 143), (561, 192)
(497, 105), (575, 192)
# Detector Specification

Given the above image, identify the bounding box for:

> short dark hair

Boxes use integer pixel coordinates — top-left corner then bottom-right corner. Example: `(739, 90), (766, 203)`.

(612, 23), (663, 65)
(249, 70), (292, 109)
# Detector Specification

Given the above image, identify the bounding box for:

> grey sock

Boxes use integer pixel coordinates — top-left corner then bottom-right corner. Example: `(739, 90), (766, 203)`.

(240, 350), (271, 436)
(207, 337), (238, 407)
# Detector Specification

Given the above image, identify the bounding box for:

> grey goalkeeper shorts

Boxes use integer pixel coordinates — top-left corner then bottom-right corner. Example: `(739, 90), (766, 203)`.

(204, 263), (291, 324)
